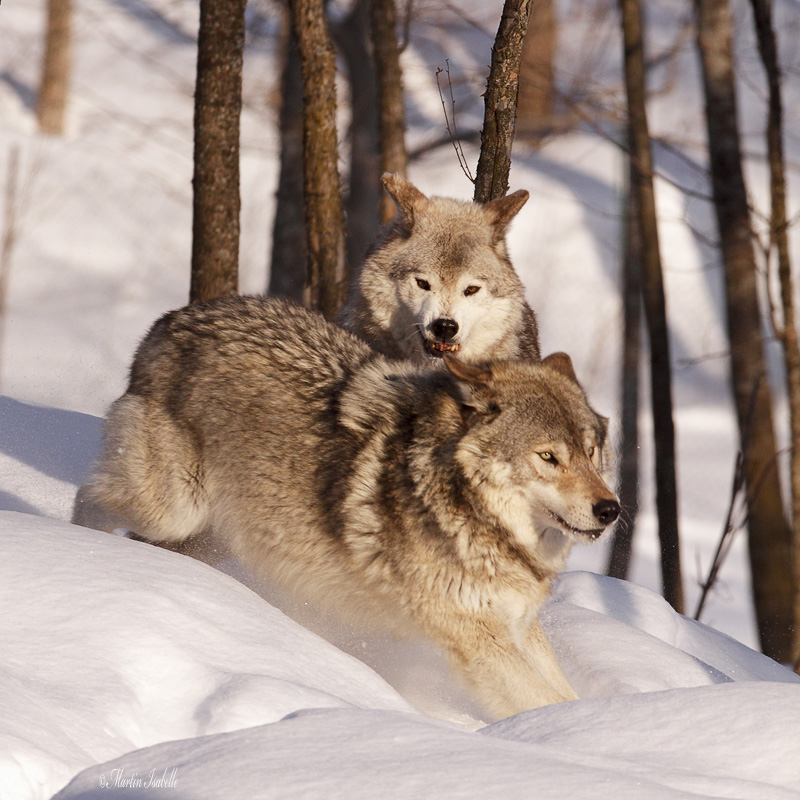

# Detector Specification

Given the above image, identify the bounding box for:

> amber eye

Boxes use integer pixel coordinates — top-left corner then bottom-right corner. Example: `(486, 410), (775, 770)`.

(587, 446), (595, 458)
(416, 278), (431, 291)
(464, 285), (481, 296)
(539, 451), (558, 465)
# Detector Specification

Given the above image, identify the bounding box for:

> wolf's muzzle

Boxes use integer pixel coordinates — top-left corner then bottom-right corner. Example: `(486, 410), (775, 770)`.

(423, 317), (461, 357)
(431, 317), (459, 341)
(593, 499), (621, 526)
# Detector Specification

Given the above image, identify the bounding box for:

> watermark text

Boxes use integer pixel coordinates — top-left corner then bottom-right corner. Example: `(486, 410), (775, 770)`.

(99, 767), (178, 790)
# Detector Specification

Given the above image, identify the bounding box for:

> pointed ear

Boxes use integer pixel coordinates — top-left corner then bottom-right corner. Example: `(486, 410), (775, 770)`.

(542, 351), (579, 384)
(443, 354), (499, 424)
(442, 353), (492, 386)
(483, 189), (529, 241)
(382, 173), (427, 233)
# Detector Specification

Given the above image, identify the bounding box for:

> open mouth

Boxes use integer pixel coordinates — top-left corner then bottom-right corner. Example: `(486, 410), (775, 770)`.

(421, 334), (461, 358)
(548, 511), (605, 540)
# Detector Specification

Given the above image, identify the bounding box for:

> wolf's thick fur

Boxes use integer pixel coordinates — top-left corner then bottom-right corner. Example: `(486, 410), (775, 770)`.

(340, 174), (541, 364)
(73, 296), (619, 719)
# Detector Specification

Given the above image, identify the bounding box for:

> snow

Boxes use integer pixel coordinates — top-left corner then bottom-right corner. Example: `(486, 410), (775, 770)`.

(51, 692), (800, 800)
(2, 0), (800, 797)
(0, 513), (412, 797)
(1, 510), (798, 800)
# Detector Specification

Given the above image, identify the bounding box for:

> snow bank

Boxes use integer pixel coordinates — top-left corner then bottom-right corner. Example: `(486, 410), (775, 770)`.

(0, 513), (411, 800)
(543, 570), (796, 697)
(52, 688), (800, 800)
(0, 398), (101, 521)
(2, 511), (798, 800)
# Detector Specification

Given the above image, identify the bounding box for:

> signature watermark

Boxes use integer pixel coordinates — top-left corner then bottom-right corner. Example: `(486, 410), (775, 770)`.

(99, 767), (178, 790)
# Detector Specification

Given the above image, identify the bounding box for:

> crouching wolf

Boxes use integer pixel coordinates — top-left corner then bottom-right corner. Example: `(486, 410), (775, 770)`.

(73, 296), (619, 719)
(340, 174), (541, 364)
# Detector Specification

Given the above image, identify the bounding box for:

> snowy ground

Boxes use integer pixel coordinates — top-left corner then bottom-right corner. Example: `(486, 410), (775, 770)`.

(2, 0), (800, 797)
(3, 511), (799, 800)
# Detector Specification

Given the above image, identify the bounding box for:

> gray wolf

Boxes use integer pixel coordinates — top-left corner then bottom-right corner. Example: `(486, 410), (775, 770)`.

(72, 296), (619, 719)
(340, 174), (541, 364)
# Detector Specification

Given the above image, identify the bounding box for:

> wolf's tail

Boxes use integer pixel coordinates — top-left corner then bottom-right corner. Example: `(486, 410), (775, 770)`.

(71, 394), (209, 543)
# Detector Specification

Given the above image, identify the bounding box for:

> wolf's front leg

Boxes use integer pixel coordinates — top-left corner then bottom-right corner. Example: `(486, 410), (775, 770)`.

(443, 617), (577, 720)
(519, 618), (578, 703)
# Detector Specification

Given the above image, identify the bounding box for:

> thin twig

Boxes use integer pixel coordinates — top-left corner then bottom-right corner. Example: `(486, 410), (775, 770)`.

(435, 60), (474, 183)
(694, 451), (746, 620)
(694, 378), (789, 620)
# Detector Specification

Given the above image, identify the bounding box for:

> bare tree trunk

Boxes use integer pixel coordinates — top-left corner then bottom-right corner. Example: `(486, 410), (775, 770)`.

(37, 0), (72, 135)
(269, 12), (307, 303)
(607, 153), (642, 581)
(516, 0), (555, 136)
(372, 0), (409, 223)
(694, 0), (794, 661)
(474, 0), (533, 203)
(748, 0), (800, 669)
(290, 0), (347, 318)
(333, 0), (382, 270)
(618, 0), (683, 612)
(190, 0), (245, 304)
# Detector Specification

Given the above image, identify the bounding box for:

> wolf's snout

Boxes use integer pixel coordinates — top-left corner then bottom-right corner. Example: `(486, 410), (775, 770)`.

(431, 317), (459, 341)
(593, 499), (621, 526)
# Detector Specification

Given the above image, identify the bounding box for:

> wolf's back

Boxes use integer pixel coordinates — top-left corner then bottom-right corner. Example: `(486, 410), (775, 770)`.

(129, 296), (373, 398)
(75, 297), (377, 546)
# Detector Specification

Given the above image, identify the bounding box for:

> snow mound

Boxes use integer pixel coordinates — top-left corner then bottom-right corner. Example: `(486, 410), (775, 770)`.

(2, 511), (799, 799)
(53, 686), (800, 799)
(0, 512), (411, 800)
(543, 570), (796, 697)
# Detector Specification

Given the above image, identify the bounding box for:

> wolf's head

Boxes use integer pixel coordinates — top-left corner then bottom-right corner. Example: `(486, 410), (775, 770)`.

(444, 353), (619, 560)
(344, 174), (534, 363)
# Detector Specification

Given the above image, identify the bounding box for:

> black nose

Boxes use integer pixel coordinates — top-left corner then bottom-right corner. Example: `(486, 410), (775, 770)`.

(593, 499), (621, 525)
(431, 318), (459, 341)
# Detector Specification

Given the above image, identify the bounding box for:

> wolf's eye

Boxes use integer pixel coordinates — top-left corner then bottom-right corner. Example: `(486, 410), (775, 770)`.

(587, 446), (595, 458)
(464, 285), (481, 296)
(415, 278), (431, 291)
(539, 451), (558, 465)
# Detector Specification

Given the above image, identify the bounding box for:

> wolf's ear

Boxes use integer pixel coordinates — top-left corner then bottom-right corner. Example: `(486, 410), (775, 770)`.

(443, 354), (499, 425)
(382, 173), (427, 233)
(483, 189), (529, 241)
(542, 351), (579, 384)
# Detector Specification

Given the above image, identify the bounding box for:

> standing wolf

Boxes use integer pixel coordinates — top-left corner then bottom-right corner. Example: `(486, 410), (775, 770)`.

(340, 174), (541, 363)
(73, 296), (619, 719)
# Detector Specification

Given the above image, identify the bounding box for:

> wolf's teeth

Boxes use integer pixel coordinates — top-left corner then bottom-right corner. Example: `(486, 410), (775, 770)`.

(424, 339), (461, 354)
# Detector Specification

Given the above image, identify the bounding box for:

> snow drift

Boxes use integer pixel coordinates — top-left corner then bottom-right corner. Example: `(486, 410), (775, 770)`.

(1, 510), (798, 799)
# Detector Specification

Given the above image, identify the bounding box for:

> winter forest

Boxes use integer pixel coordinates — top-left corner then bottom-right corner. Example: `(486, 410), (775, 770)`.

(2, 0), (800, 798)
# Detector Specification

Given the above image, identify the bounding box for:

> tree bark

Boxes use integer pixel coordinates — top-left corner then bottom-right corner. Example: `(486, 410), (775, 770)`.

(290, 0), (347, 319)
(269, 13), (307, 303)
(37, 0), (72, 135)
(748, 0), (800, 669)
(474, 0), (533, 203)
(190, 0), (245, 304)
(694, 0), (794, 661)
(333, 0), (382, 269)
(516, 0), (555, 136)
(607, 153), (642, 581)
(372, 0), (409, 223)
(619, 0), (683, 612)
